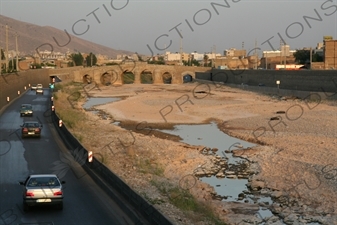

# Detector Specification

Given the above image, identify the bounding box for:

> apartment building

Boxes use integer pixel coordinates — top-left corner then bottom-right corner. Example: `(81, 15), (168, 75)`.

(324, 37), (337, 69)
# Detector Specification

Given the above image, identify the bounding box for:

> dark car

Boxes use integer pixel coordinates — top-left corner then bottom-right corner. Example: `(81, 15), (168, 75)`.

(19, 174), (65, 211)
(20, 104), (33, 117)
(21, 121), (43, 138)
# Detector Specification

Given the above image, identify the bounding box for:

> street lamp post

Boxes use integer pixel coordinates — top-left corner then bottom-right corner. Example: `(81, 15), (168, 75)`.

(15, 33), (19, 72)
(276, 80), (280, 95)
(0, 46), (2, 76)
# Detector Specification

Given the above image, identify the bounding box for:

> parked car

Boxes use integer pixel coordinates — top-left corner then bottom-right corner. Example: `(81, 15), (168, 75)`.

(20, 104), (33, 117)
(21, 121), (42, 138)
(19, 174), (65, 211)
(36, 87), (44, 95)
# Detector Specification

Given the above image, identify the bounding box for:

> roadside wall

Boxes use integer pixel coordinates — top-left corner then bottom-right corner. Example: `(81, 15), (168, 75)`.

(196, 69), (337, 93)
(0, 69), (50, 114)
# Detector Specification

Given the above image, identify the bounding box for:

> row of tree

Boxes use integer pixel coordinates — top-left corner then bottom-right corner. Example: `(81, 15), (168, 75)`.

(293, 50), (323, 64)
(68, 52), (97, 67)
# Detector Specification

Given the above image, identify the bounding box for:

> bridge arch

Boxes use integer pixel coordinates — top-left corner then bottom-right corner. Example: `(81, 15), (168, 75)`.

(122, 70), (135, 84)
(100, 70), (119, 86)
(181, 71), (195, 83)
(83, 74), (92, 84)
(162, 72), (173, 84)
(140, 69), (154, 84)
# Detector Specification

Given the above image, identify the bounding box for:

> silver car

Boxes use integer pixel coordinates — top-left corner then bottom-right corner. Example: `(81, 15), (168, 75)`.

(19, 174), (65, 211)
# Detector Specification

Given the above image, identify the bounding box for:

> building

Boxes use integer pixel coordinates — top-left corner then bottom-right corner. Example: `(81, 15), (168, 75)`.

(260, 45), (296, 69)
(260, 55), (296, 69)
(224, 48), (246, 57)
(164, 52), (181, 61)
(190, 52), (204, 61)
(34, 50), (67, 60)
(323, 36), (337, 69)
(213, 56), (249, 69)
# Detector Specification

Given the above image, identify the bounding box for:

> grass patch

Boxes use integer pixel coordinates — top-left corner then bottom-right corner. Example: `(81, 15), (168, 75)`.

(137, 159), (164, 176)
(151, 180), (227, 225)
(141, 192), (165, 205)
(53, 84), (87, 129)
(123, 72), (135, 84)
(56, 108), (86, 128)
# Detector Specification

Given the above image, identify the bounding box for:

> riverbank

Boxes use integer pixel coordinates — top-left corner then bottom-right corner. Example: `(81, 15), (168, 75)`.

(54, 81), (337, 225)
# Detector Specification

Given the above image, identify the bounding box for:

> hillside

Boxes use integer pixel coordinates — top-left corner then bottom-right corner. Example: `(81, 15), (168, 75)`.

(0, 15), (134, 58)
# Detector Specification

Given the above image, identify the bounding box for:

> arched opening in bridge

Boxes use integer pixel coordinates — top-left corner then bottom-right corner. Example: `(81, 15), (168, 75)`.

(50, 76), (55, 84)
(140, 70), (153, 84)
(100, 70), (118, 86)
(183, 74), (193, 83)
(162, 72), (172, 84)
(83, 74), (92, 84)
(122, 71), (135, 84)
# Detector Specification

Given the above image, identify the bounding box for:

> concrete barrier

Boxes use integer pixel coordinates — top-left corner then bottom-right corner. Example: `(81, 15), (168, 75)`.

(50, 108), (175, 225)
(196, 69), (337, 93)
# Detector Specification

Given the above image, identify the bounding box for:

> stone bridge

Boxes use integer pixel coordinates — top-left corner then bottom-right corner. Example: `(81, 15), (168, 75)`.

(50, 62), (211, 85)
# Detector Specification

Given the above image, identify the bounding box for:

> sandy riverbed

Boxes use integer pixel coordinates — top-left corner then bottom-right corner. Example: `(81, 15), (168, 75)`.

(62, 81), (337, 225)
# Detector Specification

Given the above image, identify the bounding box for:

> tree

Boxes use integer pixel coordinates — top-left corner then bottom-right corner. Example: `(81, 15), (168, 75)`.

(68, 52), (84, 66)
(1, 49), (5, 60)
(203, 54), (209, 67)
(312, 53), (323, 62)
(193, 59), (201, 66)
(293, 49), (323, 64)
(86, 52), (97, 67)
(0, 49), (4, 72)
(293, 50), (310, 64)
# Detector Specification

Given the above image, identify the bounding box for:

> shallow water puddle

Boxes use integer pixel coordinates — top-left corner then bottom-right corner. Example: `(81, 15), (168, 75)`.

(83, 97), (121, 109)
(159, 122), (279, 222)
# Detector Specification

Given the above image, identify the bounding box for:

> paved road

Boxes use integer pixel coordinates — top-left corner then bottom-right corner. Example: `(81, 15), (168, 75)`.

(0, 89), (136, 225)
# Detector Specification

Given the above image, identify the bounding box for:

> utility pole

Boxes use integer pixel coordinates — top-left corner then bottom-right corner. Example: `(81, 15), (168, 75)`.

(11, 53), (14, 72)
(0, 46), (2, 75)
(179, 30), (183, 66)
(309, 47), (312, 69)
(6, 24), (9, 73)
(280, 40), (282, 66)
(284, 43), (287, 70)
(254, 39), (258, 69)
(15, 33), (19, 71)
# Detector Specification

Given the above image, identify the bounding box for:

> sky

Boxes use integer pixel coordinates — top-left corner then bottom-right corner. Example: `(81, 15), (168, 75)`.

(0, 0), (336, 57)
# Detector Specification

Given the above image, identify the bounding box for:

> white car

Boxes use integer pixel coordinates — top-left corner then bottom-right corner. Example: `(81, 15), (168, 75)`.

(36, 87), (44, 95)
(31, 84), (37, 91)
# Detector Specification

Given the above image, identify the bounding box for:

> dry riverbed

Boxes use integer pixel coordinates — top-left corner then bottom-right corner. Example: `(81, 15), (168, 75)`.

(54, 81), (337, 225)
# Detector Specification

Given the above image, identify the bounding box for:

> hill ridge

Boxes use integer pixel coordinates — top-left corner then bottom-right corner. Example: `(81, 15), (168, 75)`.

(0, 14), (133, 58)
